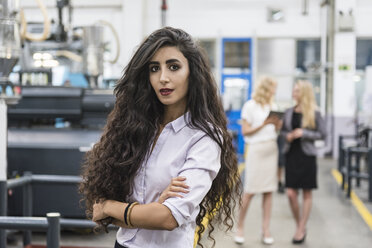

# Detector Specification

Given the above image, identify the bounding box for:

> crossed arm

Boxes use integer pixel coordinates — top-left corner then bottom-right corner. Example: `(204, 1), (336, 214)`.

(92, 177), (189, 231)
(283, 112), (326, 143)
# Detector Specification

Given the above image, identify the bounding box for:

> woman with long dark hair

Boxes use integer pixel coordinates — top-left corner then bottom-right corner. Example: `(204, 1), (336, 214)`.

(79, 27), (241, 248)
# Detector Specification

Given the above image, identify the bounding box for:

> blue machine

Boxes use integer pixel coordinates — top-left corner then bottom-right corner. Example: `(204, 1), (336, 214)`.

(221, 38), (253, 157)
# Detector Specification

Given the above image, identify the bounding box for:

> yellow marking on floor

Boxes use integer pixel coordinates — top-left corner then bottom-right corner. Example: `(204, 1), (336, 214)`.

(193, 162), (245, 247)
(331, 168), (349, 188)
(238, 162), (245, 175)
(331, 168), (342, 184)
(331, 169), (372, 231)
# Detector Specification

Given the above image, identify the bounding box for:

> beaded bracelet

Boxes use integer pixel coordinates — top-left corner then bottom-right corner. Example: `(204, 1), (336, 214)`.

(127, 202), (139, 228)
(123, 202), (133, 226)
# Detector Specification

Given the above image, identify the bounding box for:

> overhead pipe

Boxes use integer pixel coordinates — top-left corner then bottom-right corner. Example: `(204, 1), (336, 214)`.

(97, 20), (121, 64)
(20, 0), (51, 42)
(161, 0), (167, 27)
(302, 0), (309, 15)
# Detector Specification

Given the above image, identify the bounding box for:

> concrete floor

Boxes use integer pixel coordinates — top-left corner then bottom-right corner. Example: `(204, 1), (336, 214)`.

(7, 158), (372, 248)
(210, 158), (372, 248)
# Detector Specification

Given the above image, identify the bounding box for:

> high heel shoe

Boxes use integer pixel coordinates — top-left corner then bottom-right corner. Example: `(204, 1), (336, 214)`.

(292, 232), (306, 244)
(261, 230), (274, 245)
(234, 235), (245, 245)
(262, 236), (274, 245)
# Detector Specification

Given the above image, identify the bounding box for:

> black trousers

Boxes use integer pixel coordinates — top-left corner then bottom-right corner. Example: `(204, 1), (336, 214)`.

(115, 240), (128, 248)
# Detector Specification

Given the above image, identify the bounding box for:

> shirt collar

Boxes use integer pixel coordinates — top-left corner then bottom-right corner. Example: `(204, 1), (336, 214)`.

(169, 111), (190, 133)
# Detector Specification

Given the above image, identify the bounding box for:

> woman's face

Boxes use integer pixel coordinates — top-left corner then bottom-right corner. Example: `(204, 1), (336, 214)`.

(149, 46), (190, 112)
(292, 84), (300, 103)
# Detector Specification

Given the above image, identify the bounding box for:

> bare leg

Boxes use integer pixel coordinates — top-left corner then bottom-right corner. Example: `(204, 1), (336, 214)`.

(294, 189), (312, 239)
(287, 188), (300, 233)
(236, 193), (255, 237)
(262, 192), (273, 238)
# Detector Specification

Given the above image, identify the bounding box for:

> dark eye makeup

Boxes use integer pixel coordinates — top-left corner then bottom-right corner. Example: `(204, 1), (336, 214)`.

(169, 64), (180, 71)
(149, 64), (180, 72)
(149, 65), (160, 72)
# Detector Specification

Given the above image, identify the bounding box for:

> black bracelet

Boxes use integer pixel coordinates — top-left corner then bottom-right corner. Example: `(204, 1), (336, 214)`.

(124, 202), (133, 226)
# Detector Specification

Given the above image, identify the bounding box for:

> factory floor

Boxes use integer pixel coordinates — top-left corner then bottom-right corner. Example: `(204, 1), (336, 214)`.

(6, 158), (372, 248)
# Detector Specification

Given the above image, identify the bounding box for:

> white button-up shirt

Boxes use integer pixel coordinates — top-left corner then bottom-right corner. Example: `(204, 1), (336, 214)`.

(116, 112), (221, 248)
(241, 100), (277, 144)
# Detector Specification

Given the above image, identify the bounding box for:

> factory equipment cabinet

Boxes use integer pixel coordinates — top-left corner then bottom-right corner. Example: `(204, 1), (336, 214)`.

(7, 86), (114, 218)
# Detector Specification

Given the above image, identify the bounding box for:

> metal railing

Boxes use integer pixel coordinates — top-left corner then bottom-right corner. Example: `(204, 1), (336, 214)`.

(0, 213), (60, 248)
(338, 135), (372, 201)
(0, 172), (116, 247)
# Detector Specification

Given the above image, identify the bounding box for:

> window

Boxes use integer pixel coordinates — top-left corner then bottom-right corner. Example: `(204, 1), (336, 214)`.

(223, 41), (250, 68)
(198, 39), (216, 68)
(356, 39), (372, 70)
(296, 39), (321, 73)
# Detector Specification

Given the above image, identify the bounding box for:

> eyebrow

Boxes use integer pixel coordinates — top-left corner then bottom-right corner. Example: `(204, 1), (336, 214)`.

(148, 59), (181, 65)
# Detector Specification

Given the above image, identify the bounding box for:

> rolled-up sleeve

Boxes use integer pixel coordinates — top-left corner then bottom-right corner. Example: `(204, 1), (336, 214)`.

(162, 135), (221, 227)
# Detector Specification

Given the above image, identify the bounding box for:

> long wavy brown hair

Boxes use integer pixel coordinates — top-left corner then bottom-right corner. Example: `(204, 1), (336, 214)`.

(79, 27), (241, 247)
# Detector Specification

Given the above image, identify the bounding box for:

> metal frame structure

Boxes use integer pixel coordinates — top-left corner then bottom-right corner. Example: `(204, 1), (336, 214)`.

(0, 173), (116, 247)
(221, 37), (253, 156)
(220, 37), (253, 97)
(0, 213), (61, 248)
(338, 135), (372, 201)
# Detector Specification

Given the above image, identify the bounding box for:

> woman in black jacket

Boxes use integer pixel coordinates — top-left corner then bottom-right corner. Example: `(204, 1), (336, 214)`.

(281, 80), (326, 244)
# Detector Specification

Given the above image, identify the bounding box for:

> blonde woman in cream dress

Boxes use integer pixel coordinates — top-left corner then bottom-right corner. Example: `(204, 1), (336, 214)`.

(235, 77), (281, 245)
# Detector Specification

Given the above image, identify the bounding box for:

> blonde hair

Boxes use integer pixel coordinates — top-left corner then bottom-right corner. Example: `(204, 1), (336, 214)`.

(296, 80), (317, 129)
(252, 77), (277, 106)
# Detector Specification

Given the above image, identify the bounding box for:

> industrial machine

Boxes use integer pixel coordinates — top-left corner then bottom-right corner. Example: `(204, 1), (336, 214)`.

(1, 0), (118, 218)
(0, 0), (21, 95)
(7, 86), (115, 218)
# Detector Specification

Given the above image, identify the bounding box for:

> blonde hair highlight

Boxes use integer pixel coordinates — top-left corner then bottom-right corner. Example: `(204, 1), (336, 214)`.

(296, 80), (317, 129)
(252, 77), (277, 106)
